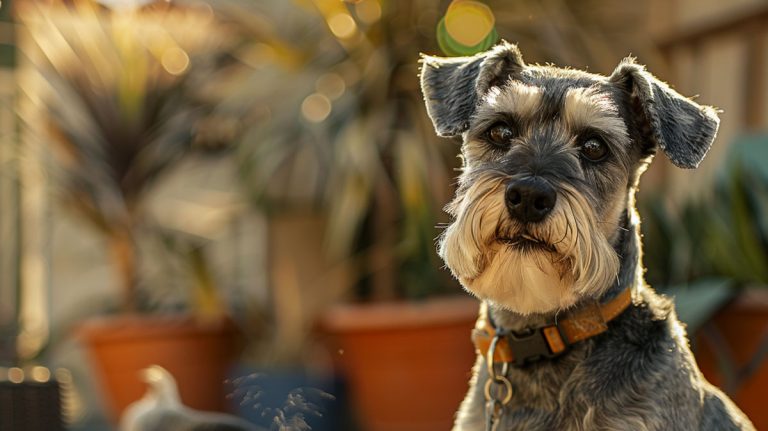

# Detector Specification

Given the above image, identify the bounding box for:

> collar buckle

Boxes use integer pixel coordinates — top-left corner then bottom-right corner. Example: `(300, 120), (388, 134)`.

(504, 324), (569, 367)
(473, 289), (632, 367)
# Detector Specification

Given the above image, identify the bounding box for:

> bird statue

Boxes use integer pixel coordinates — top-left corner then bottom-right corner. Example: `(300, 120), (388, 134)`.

(119, 365), (264, 431)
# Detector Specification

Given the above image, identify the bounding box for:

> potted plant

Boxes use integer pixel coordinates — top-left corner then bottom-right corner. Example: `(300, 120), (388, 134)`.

(17, 1), (244, 422)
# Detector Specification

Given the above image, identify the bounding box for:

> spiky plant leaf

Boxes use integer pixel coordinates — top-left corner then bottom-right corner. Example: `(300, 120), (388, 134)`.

(19, 2), (236, 310)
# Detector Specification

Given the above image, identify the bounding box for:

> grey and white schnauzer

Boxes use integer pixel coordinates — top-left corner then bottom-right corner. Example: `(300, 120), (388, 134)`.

(419, 42), (755, 431)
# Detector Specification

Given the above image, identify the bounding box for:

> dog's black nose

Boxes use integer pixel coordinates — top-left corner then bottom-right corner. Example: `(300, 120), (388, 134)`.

(505, 178), (557, 223)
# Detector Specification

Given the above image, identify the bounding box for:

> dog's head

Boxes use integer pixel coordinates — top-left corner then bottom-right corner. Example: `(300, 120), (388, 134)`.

(420, 42), (719, 315)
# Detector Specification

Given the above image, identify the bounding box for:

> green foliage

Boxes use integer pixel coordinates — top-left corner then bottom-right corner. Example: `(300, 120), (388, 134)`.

(704, 164), (768, 284)
(642, 136), (768, 287)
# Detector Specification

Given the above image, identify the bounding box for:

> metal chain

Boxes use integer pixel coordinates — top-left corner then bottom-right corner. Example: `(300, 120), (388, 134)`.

(484, 334), (513, 431)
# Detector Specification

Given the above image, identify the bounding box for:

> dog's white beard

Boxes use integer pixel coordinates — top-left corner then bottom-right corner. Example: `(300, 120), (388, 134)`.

(439, 174), (620, 315)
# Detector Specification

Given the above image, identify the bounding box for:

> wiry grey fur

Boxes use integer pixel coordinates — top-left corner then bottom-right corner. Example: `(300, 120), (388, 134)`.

(419, 42), (754, 430)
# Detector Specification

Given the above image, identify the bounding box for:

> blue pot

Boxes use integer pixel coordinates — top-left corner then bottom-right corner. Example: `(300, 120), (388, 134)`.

(226, 366), (352, 431)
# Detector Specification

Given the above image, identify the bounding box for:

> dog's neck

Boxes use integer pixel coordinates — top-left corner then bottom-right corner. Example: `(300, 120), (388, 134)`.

(488, 207), (643, 333)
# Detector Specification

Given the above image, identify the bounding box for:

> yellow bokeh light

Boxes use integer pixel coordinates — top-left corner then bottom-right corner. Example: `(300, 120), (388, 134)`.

(31, 366), (51, 383)
(445, 1), (495, 47)
(301, 93), (332, 123)
(355, 0), (382, 25)
(161, 46), (190, 75)
(328, 13), (357, 39)
(8, 367), (24, 384)
(316, 73), (346, 100)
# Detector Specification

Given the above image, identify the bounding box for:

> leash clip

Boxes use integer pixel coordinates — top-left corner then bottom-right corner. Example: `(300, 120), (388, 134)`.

(483, 334), (513, 431)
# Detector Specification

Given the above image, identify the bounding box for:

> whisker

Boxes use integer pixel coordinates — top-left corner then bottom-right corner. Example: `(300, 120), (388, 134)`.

(595, 221), (629, 232)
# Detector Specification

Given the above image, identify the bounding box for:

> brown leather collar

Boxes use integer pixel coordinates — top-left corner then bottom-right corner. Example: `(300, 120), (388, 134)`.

(472, 288), (633, 366)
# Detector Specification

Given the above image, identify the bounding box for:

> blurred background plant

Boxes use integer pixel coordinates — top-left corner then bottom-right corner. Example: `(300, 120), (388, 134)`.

(19, 1), (240, 316)
(642, 141), (768, 290)
(15, 2), (254, 426)
(195, 0), (465, 370)
(213, 0), (457, 300)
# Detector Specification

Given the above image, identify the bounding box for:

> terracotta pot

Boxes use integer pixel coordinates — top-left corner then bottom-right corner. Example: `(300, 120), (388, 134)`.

(694, 289), (768, 430)
(320, 296), (479, 431)
(77, 314), (242, 422)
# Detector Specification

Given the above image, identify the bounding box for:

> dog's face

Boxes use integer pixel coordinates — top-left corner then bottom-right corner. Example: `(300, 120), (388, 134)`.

(420, 43), (719, 315)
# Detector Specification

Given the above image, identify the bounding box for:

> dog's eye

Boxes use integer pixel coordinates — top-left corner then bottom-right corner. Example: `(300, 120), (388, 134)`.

(580, 137), (608, 162)
(486, 123), (515, 148)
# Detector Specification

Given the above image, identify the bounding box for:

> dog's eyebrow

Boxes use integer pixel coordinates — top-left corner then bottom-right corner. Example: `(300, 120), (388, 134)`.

(479, 81), (542, 119)
(563, 86), (627, 140)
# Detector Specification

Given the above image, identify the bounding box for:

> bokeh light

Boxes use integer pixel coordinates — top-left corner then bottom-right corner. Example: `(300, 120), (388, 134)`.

(161, 46), (190, 75)
(315, 73), (346, 100)
(31, 366), (51, 383)
(7, 367), (24, 384)
(446, 1), (494, 46)
(328, 13), (357, 39)
(355, 0), (382, 25)
(437, 0), (498, 56)
(301, 93), (332, 123)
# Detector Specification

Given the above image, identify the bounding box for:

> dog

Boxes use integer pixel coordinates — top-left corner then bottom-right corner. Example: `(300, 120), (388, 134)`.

(419, 42), (755, 431)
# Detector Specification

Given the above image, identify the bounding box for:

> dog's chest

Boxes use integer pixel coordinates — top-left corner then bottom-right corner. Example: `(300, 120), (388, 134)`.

(492, 348), (590, 430)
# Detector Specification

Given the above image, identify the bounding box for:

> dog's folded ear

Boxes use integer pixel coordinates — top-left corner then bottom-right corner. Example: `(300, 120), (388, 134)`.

(420, 41), (525, 137)
(610, 59), (720, 169)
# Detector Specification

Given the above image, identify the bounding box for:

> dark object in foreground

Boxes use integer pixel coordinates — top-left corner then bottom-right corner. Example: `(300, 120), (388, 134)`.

(0, 368), (65, 431)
